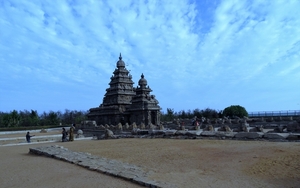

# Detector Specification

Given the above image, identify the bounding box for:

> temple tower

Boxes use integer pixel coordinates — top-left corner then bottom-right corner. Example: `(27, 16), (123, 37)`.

(88, 54), (161, 126)
(127, 74), (161, 125)
(88, 53), (136, 125)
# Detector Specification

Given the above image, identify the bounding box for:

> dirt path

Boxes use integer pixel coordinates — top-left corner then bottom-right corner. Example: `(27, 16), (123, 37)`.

(1, 138), (299, 188)
(0, 142), (142, 188)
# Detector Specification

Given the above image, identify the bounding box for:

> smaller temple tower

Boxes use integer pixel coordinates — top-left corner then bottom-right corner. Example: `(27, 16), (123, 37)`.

(127, 73), (160, 125)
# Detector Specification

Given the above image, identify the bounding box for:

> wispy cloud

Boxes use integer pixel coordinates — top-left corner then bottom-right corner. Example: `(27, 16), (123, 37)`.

(0, 0), (299, 112)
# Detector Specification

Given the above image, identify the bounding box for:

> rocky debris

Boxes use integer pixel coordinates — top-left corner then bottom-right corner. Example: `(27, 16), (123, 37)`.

(29, 145), (172, 188)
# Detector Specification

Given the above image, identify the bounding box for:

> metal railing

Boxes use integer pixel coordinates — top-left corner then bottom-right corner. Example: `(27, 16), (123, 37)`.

(248, 110), (300, 117)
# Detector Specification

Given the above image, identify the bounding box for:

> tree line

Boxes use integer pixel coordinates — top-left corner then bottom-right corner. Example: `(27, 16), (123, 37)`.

(160, 105), (248, 122)
(0, 109), (88, 127)
(0, 105), (248, 127)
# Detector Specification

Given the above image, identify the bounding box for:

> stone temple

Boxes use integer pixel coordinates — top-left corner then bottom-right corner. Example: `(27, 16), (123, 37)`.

(88, 54), (161, 126)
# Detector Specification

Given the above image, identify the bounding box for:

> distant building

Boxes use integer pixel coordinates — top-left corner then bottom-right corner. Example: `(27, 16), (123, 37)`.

(88, 54), (161, 126)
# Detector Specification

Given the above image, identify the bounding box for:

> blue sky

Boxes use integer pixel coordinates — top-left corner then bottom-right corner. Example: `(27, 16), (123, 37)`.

(1, 0), (299, 114)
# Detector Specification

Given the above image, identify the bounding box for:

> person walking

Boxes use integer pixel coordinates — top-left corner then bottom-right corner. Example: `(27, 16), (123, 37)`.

(26, 132), (35, 143)
(69, 124), (75, 141)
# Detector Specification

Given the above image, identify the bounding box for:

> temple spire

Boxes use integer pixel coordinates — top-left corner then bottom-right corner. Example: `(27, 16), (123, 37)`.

(119, 53), (122, 60)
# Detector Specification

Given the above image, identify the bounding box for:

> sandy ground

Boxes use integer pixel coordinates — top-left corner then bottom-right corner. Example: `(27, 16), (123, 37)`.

(1, 134), (300, 188)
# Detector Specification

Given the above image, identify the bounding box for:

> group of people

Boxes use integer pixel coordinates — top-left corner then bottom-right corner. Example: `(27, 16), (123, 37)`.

(25, 124), (76, 143)
(62, 124), (76, 142)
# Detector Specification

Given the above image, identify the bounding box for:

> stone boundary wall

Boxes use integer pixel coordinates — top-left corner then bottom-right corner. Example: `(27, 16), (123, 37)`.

(82, 128), (300, 142)
(29, 145), (173, 188)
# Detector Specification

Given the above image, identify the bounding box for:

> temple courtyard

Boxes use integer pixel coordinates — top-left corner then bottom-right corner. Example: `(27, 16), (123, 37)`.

(0, 132), (299, 188)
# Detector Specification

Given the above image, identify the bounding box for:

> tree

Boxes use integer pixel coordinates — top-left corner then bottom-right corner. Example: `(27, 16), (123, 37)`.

(193, 108), (202, 118)
(166, 108), (175, 121)
(4, 110), (21, 127)
(223, 105), (248, 118)
(29, 110), (39, 126)
(48, 111), (59, 125)
(201, 108), (220, 119)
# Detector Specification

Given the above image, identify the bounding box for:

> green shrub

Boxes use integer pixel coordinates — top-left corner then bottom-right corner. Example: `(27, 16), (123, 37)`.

(223, 105), (248, 118)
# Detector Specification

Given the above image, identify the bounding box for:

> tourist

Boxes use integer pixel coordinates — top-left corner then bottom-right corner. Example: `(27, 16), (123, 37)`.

(62, 128), (67, 142)
(69, 124), (75, 141)
(26, 132), (35, 143)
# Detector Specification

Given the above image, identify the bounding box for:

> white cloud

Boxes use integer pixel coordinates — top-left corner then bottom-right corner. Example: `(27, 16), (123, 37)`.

(0, 0), (299, 112)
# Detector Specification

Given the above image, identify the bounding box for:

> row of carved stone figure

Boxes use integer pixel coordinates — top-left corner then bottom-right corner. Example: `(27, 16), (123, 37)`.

(95, 122), (165, 131)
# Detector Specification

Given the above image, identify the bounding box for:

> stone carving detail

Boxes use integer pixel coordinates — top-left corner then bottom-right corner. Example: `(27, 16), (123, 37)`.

(125, 123), (129, 130)
(159, 124), (164, 130)
(104, 129), (115, 139)
(117, 123), (123, 131)
(140, 123), (145, 130)
(204, 124), (214, 131)
(132, 122), (137, 130)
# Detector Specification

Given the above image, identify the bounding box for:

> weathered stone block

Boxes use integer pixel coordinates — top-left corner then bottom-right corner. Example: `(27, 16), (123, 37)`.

(234, 132), (264, 139)
(201, 131), (216, 136)
(286, 133), (300, 140)
(216, 132), (237, 138)
(164, 130), (177, 136)
(264, 133), (289, 139)
(175, 130), (188, 135)
(186, 130), (202, 136)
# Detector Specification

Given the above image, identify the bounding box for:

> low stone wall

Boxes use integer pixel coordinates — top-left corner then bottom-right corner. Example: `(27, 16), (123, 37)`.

(97, 129), (300, 142)
(29, 145), (172, 188)
(0, 135), (62, 145)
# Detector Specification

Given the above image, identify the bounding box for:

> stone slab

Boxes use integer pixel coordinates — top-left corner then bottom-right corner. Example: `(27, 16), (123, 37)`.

(215, 132), (237, 138)
(264, 133), (290, 139)
(234, 132), (264, 139)
(29, 145), (171, 188)
(201, 131), (216, 136)
(186, 130), (202, 136)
